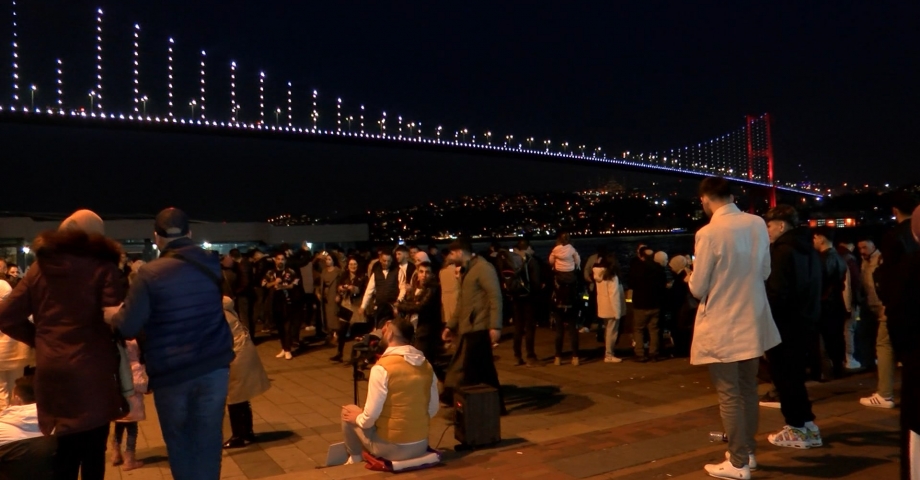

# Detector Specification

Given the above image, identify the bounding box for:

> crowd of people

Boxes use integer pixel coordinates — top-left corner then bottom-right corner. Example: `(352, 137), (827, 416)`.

(0, 177), (917, 479)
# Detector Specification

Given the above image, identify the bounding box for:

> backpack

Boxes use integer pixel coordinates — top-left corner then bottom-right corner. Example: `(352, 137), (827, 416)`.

(498, 251), (530, 297)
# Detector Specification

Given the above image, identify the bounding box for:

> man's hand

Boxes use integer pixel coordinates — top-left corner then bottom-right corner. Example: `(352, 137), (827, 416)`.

(442, 328), (454, 342)
(341, 404), (362, 424)
(489, 328), (501, 344)
(103, 304), (123, 326)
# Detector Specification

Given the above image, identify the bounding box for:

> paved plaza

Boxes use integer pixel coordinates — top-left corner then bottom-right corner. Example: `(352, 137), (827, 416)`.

(103, 327), (902, 480)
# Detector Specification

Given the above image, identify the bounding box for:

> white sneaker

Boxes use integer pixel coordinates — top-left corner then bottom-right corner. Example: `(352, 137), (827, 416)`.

(804, 421), (823, 447)
(704, 459), (751, 479)
(768, 425), (810, 449)
(579, 327), (590, 333)
(284, 351), (293, 360)
(275, 350), (286, 358)
(344, 454), (363, 465)
(604, 355), (622, 363)
(860, 393), (895, 409)
(724, 451), (757, 471)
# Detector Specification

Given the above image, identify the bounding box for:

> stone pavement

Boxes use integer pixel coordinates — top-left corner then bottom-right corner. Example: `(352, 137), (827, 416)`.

(103, 326), (902, 480)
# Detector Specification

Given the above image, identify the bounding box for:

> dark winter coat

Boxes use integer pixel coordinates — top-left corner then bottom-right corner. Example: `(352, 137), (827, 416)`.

(765, 227), (822, 338)
(0, 230), (127, 436)
(113, 237), (234, 391)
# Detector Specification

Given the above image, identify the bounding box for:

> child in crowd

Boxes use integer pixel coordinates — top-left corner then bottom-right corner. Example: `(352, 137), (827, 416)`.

(594, 253), (625, 363)
(111, 338), (147, 470)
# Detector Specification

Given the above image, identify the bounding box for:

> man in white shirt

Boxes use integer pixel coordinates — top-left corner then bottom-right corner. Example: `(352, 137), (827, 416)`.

(0, 375), (55, 479)
(340, 317), (438, 464)
(688, 177), (781, 480)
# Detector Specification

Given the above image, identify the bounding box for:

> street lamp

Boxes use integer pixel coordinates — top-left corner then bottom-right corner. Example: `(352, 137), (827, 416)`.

(30, 85), (37, 110)
(346, 115), (353, 132)
(407, 122), (415, 136)
(88, 91), (96, 112)
(275, 107), (281, 127)
(485, 131), (492, 145)
(436, 126), (442, 142)
(579, 145), (586, 156)
(461, 128), (468, 142)
(189, 99), (197, 118)
(141, 95), (148, 116)
(505, 134), (513, 147)
(562, 142), (569, 153)
(527, 137), (534, 149)
(544, 139), (551, 152)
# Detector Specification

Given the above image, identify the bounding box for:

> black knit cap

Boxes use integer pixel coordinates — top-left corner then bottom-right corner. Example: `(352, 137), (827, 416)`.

(154, 207), (190, 238)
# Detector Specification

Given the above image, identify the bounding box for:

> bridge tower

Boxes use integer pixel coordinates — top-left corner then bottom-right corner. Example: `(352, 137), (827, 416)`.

(746, 113), (777, 207)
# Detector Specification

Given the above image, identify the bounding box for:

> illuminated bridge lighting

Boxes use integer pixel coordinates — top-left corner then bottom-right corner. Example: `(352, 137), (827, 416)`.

(0, 4), (819, 197)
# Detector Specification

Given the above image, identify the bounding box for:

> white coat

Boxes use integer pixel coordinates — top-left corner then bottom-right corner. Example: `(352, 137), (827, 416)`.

(593, 267), (624, 320)
(688, 203), (781, 365)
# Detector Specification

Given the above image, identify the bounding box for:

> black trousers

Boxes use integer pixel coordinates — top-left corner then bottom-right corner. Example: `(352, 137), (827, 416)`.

(513, 298), (537, 360)
(227, 401), (254, 438)
(816, 314), (847, 377)
(766, 336), (816, 428)
(53, 423), (109, 480)
(554, 307), (579, 358)
(273, 303), (300, 351)
(0, 435), (56, 480)
(443, 329), (504, 411)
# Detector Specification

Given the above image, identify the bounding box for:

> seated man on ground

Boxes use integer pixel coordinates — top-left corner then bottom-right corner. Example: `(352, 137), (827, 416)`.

(0, 375), (55, 479)
(340, 317), (439, 464)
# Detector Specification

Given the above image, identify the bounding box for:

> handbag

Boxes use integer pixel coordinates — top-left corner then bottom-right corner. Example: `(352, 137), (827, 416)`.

(338, 306), (354, 323)
(115, 339), (135, 399)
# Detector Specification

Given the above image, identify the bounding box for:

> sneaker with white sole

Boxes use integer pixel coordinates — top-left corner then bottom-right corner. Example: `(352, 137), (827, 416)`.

(604, 355), (623, 363)
(724, 451), (757, 471)
(860, 393), (895, 409)
(704, 459), (751, 479)
(768, 425), (810, 449)
(804, 421), (823, 447)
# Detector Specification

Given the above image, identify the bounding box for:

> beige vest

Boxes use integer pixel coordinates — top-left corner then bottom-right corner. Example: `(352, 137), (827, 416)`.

(375, 354), (433, 444)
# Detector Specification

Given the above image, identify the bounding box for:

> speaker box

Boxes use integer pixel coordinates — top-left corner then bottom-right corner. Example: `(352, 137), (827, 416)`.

(453, 384), (501, 447)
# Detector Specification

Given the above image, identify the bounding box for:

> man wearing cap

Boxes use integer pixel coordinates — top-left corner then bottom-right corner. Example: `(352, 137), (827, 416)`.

(339, 317), (438, 464)
(441, 238), (505, 413)
(106, 208), (233, 480)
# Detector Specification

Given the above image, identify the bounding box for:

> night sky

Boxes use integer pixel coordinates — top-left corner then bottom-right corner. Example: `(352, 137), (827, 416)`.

(2, 1), (918, 221)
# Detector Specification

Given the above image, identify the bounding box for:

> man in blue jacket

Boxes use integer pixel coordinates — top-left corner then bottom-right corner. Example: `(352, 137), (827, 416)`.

(106, 208), (233, 480)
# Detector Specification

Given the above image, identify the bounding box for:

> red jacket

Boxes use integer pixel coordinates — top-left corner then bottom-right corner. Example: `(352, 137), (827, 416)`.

(0, 230), (126, 436)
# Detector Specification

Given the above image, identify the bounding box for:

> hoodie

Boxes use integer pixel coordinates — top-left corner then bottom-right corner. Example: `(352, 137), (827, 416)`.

(766, 227), (822, 337)
(355, 344), (439, 431)
(0, 403), (43, 447)
(549, 244), (581, 272)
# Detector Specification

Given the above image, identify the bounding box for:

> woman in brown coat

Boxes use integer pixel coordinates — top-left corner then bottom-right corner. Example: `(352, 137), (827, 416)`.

(0, 210), (126, 480)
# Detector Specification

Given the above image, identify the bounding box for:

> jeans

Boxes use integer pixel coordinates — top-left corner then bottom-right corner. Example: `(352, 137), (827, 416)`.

(876, 318), (895, 399)
(53, 423), (109, 480)
(632, 308), (660, 357)
(114, 422), (139, 452)
(603, 318), (621, 357)
(154, 367), (229, 480)
(342, 421), (428, 461)
(818, 313), (847, 377)
(512, 298), (537, 360)
(708, 358), (759, 469)
(765, 337), (815, 428)
(554, 308), (579, 358)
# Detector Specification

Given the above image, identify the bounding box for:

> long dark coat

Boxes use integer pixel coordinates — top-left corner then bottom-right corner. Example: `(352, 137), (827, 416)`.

(0, 230), (127, 435)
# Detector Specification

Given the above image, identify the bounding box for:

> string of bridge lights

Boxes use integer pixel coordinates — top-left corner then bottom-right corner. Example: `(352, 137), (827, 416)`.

(2, 4), (816, 196)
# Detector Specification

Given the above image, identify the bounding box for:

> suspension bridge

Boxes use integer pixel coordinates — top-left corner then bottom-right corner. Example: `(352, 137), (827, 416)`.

(1, 3), (819, 201)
